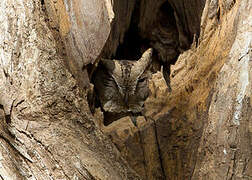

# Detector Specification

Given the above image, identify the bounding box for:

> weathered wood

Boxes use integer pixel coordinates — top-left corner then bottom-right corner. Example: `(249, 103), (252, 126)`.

(0, 0), (140, 179)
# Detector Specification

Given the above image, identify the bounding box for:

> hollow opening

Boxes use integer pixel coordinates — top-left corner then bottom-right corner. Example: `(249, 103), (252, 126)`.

(114, 27), (150, 60)
(113, 1), (148, 61)
(91, 1), (193, 126)
(113, 1), (180, 64)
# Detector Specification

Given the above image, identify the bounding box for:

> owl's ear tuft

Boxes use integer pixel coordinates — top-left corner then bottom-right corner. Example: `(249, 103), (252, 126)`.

(139, 48), (153, 65)
(100, 58), (122, 76)
(100, 58), (115, 72)
(132, 48), (153, 77)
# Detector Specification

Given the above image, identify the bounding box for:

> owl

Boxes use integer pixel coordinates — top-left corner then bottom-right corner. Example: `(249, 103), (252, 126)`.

(93, 48), (153, 123)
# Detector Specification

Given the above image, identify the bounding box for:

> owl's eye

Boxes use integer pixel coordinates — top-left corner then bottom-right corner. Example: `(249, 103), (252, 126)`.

(138, 77), (146, 83)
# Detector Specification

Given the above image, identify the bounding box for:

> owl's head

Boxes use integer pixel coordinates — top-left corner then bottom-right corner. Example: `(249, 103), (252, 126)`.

(94, 48), (153, 114)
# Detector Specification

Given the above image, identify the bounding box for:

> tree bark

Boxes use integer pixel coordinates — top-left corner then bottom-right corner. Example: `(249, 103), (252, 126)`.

(92, 0), (252, 179)
(0, 0), (251, 179)
(0, 0), (140, 179)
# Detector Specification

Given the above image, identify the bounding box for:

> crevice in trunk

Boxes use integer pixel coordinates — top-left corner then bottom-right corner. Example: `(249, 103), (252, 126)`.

(92, 0), (188, 126)
(90, 1), (204, 177)
(113, 0), (181, 66)
(152, 117), (167, 179)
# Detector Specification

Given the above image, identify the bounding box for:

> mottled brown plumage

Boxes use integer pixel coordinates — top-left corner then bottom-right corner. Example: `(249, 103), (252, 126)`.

(94, 48), (153, 117)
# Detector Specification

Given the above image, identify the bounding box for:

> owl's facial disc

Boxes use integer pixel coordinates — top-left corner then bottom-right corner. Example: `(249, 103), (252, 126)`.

(95, 48), (153, 114)
(112, 49), (152, 111)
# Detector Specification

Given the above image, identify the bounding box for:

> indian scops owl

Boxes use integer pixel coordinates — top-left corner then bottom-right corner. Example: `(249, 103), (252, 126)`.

(94, 48), (153, 115)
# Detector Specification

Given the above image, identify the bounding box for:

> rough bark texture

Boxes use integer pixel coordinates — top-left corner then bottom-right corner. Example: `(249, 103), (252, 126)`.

(44, 0), (112, 89)
(0, 0), (251, 180)
(0, 0), (140, 179)
(93, 0), (252, 179)
(193, 0), (252, 178)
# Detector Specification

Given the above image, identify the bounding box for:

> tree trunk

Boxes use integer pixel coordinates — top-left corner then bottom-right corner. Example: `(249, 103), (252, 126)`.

(0, 0), (251, 179)
(0, 0), (140, 179)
